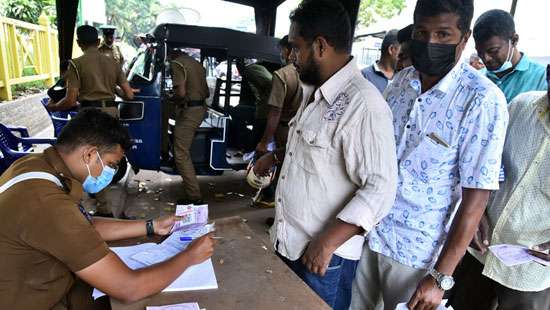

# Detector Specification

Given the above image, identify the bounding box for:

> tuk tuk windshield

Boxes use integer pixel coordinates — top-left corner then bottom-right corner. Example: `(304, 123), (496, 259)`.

(127, 49), (156, 83)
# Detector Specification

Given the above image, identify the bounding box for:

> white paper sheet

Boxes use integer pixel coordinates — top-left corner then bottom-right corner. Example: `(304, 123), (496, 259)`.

(92, 235), (218, 299)
(395, 299), (453, 310)
(489, 244), (550, 267)
(146, 302), (200, 310)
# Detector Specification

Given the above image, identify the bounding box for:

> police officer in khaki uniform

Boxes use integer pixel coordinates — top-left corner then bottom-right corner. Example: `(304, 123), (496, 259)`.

(168, 49), (210, 204)
(0, 110), (215, 310)
(99, 25), (125, 69)
(252, 36), (302, 208)
(46, 25), (135, 115)
(256, 35), (303, 155)
(47, 25), (136, 216)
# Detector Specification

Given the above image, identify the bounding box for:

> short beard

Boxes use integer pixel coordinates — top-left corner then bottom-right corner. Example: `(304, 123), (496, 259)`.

(298, 50), (321, 86)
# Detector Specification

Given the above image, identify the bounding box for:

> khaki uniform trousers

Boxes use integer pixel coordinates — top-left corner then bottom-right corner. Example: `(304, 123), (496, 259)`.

(174, 104), (206, 200)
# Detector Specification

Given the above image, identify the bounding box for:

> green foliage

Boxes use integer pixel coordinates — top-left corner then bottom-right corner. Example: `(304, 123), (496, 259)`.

(358, 0), (406, 27)
(11, 79), (48, 96)
(105, 0), (161, 45)
(1, 0), (55, 25)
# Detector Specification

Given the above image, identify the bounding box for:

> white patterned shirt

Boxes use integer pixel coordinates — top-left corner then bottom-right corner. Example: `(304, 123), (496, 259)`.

(368, 62), (509, 268)
(271, 59), (398, 261)
(471, 92), (550, 292)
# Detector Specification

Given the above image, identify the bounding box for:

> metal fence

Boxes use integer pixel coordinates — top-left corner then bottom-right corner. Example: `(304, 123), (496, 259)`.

(0, 14), (59, 101)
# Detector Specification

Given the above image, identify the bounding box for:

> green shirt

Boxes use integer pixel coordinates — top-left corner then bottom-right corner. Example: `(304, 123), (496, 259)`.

(485, 53), (547, 103)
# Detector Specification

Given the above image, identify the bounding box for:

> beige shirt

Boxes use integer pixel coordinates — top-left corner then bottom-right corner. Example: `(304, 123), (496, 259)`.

(65, 47), (127, 101)
(471, 91), (550, 292)
(267, 64), (303, 123)
(271, 59), (398, 261)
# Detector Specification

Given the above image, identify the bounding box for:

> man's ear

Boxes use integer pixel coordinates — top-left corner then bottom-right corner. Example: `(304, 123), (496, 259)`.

(461, 30), (472, 48)
(511, 33), (519, 47)
(315, 37), (330, 58)
(81, 145), (99, 165)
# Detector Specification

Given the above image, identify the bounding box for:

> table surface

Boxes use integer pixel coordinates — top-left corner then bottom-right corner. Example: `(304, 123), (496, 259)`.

(110, 216), (330, 310)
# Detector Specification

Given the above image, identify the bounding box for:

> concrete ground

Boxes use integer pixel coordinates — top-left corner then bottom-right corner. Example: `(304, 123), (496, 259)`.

(100, 168), (276, 245)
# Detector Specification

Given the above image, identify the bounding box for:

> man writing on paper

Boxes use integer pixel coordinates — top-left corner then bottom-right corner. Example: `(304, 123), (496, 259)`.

(0, 110), (216, 309)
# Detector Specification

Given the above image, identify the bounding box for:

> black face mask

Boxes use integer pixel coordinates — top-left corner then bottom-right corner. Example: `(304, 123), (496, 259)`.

(411, 39), (457, 77)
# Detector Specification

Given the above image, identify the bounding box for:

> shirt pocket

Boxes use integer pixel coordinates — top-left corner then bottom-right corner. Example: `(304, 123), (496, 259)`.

(401, 135), (454, 185)
(294, 129), (331, 174)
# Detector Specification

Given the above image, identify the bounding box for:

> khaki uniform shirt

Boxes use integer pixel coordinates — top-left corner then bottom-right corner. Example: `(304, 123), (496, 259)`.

(267, 64), (303, 123)
(65, 47), (128, 101)
(170, 54), (210, 103)
(0, 147), (109, 310)
(99, 42), (125, 68)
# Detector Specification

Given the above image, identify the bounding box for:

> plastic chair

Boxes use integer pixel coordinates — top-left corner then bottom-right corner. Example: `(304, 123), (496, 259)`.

(41, 97), (78, 137)
(0, 123), (57, 175)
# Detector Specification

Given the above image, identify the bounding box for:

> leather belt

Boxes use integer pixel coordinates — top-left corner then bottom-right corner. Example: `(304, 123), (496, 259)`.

(187, 100), (205, 107)
(80, 100), (118, 108)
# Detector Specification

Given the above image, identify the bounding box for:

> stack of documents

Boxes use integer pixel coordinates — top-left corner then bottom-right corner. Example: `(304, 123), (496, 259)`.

(92, 224), (217, 299)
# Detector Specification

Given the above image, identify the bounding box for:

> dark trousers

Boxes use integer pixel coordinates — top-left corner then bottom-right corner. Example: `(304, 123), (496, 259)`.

(278, 252), (358, 310)
(448, 252), (550, 310)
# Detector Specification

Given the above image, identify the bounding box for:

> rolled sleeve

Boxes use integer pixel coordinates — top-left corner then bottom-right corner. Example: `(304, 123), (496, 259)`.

(267, 73), (286, 109)
(337, 104), (398, 232)
(64, 60), (80, 89)
(459, 91), (509, 190)
(171, 61), (187, 87)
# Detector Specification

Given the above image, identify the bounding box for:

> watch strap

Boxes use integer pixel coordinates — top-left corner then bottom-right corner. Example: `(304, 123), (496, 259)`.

(146, 219), (155, 236)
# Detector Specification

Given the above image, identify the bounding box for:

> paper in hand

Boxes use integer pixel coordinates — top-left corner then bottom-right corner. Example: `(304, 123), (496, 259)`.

(489, 244), (550, 267)
(170, 204), (209, 233)
(395, 299), (453, 310)
(146, 302), (200, 310)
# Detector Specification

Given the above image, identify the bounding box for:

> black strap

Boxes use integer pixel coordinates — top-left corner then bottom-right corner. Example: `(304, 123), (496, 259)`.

(187, 100), (205, 107)
(146, 219), (155, 236)
(80, 100), (118, 108)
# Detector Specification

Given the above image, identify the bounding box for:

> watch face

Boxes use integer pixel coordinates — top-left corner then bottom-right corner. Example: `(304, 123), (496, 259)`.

(440, 276), (455, 290)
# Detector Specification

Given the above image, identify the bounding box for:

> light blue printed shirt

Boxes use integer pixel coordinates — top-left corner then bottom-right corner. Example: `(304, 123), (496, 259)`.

(368, 62), (509, 269)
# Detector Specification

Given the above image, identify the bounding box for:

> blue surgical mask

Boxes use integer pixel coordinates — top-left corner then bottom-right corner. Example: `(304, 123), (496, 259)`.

(82, 151), (115, 194)
(490, 40), (514, 73)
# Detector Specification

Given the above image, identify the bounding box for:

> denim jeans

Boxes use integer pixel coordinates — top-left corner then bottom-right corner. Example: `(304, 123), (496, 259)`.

(279, 252), (358, 310)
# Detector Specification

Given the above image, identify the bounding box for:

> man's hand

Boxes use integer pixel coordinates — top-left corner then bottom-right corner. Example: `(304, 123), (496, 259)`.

(253, 152), (275, 176)
(185, 233), (216, 265)
(153, 215), (179, 236)
(255, 141), (269, 158)
(131, 88), (141, 94)
(528, 241), (550, 262)
(301, 236), (336, 276)
(470, 212), (490, 254)
(407, 275), (445, 310)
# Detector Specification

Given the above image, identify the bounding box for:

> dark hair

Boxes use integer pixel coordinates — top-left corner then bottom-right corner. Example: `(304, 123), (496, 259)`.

(76, 25), (99, 45)
(289, 0), (352, 52)
(279, 35), (291, 50)
(57, 109), (132, 153)
(398, 24), (413, 44)
(414, 0), (474, 34)
(381, 29), (399, 55)
(473, 9), (516, 43)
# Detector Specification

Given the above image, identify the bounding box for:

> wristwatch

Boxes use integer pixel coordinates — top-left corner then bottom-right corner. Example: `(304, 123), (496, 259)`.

(429, 269), (455, 291)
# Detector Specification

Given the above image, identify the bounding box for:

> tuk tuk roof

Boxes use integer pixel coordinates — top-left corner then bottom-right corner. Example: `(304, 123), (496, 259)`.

(152, 23), (281, 63)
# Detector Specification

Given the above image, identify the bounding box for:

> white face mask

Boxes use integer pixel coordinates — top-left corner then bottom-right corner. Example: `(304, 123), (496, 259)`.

(489, 40), (514, 74)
